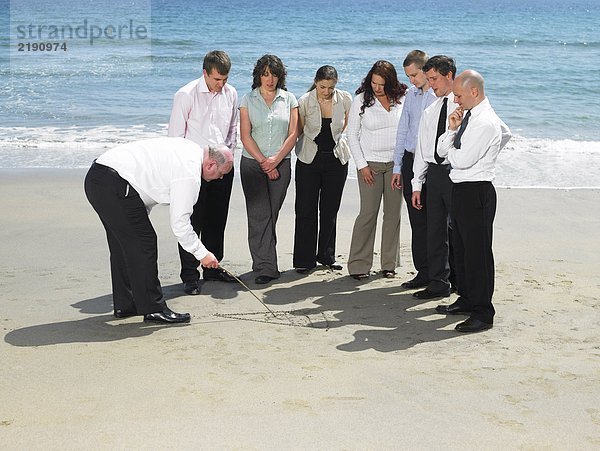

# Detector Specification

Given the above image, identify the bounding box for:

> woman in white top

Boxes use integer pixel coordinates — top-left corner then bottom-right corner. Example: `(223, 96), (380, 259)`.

(294, 65), (352, 273)
(347, 60), (408, 280)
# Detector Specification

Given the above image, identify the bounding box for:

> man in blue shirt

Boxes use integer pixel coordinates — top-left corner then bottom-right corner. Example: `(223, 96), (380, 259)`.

(391, 50), (437, 289)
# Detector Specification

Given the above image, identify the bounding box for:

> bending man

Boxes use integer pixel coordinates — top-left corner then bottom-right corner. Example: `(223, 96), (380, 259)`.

(85, 137), (233, 324)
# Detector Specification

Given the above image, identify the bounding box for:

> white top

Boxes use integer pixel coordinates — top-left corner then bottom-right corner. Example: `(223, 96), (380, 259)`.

(437, 97), (512, 183)
(96, 137), (210, 261)
(347, 92), (404, 170)
(411, 93), (458, 192)
(295, 88), (353, 164)
(167, 76), (238, 152)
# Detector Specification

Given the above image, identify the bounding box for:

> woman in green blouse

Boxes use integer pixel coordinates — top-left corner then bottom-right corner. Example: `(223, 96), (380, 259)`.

(239, 54), (299, 285)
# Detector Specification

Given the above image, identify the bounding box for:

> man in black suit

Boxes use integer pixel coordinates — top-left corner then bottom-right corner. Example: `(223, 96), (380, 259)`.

(435, 70), (512, 332)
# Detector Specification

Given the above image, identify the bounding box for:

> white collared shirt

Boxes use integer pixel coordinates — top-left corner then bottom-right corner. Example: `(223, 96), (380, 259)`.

(411, 93), (458, 192)
(437, 97), (512, 183)
(168, 76), (238, 152)
(347, 92), (404, 170)
(96, 137), (210, 261)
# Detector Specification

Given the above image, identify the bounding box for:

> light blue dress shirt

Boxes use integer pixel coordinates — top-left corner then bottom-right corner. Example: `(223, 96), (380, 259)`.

(392, 85), (436, 174)
(239, 87), (298, 159)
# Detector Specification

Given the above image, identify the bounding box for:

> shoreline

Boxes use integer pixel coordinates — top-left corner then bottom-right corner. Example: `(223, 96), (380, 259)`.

(1, 169), (599, 448)
(2, 167), (600, 190)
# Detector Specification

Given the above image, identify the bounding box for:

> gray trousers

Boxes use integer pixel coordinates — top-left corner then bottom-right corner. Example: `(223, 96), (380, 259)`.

(348, 161), (402, 274)
(240, 156), (291, 278)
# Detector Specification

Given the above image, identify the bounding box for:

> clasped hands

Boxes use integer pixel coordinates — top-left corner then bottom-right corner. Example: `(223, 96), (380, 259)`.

(260, 156), (281, 180)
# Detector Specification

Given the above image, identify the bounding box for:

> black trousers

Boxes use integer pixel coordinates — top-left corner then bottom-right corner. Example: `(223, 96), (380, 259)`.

(425, 163), (457, 292)
(293, 152), (348, 268)
(84, 163), (164, 315)
(178, 169), (234, 283)
(451, 181), (496, 323)
(401, 151), (428, 280)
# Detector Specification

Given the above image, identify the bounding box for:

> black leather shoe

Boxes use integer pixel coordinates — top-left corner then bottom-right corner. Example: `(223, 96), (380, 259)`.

(295, 267), (312, 274)
(413, 288), (450, 299)
(255, 275), (276, 285)
(183, 280), (201, 295)
(143, 307), (191, 324)
(114, 309), (137, 318)
(319, 262), (342, 271)
(204, 268), (236, 283)
(436, 299), (471, 315)
(400, 277), (429, 289)
(455, 317), (493, 333)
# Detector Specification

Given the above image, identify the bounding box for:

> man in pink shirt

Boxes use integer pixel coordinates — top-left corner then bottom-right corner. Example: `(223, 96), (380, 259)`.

(168, 50), (239, 294)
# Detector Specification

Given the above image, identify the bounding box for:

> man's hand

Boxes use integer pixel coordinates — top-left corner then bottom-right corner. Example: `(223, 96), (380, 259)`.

(448, 107), (464, 131)
(359, 166), (375, 186)
(200, 252), (219, 269)
(391, 173), (402, 190)
(412, 191), (423, 210)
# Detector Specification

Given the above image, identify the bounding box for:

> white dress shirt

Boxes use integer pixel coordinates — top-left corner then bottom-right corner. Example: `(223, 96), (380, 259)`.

(96, 137), (210, 261)
(437, 97), (512, 183)
(347, 92), (404, 170)
(411, 93), (458, 192)
(168, 76), (238, 152)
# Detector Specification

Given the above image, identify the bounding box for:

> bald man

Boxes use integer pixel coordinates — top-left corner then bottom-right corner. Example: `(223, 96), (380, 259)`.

(85, 138), (234, 324)
(435, 70), (512, 333)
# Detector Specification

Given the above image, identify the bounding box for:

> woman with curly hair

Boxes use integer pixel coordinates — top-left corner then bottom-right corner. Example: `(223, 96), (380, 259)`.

(239, 54), (299, 285)
(347, 60), (408, 280)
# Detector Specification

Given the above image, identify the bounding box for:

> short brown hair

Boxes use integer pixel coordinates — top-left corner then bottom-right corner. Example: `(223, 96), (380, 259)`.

(203, 50), (231, 75)
(403, 50), (428, 70)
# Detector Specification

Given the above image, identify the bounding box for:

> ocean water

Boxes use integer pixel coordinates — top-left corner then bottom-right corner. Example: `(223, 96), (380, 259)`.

(2, 0), (600, 187)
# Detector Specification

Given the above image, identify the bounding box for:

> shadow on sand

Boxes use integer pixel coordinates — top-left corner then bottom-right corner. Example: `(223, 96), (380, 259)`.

(5, 272), (464, 351)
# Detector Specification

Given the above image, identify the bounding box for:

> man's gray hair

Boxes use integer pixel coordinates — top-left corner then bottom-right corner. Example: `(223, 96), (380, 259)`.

(207, 144), (230, 166)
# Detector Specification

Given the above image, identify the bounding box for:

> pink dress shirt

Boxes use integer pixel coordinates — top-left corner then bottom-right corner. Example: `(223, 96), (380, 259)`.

(168, 75), (238, 152)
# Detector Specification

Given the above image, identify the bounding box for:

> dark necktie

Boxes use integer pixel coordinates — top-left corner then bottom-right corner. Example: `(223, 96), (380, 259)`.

(453, 110), (471, 149)
(434, 97), (448, 164)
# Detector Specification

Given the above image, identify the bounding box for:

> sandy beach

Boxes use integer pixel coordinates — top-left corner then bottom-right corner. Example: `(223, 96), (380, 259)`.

(1, 168), (599, 449)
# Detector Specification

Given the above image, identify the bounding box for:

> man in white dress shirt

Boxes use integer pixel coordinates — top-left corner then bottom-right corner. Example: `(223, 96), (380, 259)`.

(84, 137), (233, 324)
(411, 55), (459, 300)
(168, 50), (239, 295)
(435, 70), (512, 333)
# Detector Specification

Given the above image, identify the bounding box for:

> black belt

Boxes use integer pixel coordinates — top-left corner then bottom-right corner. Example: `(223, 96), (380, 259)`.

(428, 161), (451, 168)
(92, 160), (120, 177)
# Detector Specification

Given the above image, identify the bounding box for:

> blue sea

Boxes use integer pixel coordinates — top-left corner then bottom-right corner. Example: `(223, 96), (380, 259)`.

(2, 0), (600, 187)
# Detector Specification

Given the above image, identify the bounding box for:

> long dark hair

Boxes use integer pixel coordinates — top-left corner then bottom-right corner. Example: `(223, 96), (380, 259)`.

(355, 60), (407, 115)
(308, 65), (338, 92)
(251, 54), (287, 90)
